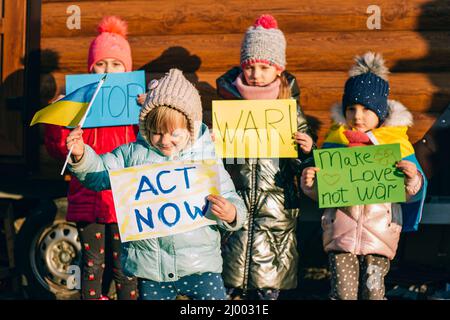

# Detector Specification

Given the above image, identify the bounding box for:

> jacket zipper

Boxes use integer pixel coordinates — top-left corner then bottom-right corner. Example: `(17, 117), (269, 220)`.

(354, 205), (365, 253)
(242, 160), (257, 296)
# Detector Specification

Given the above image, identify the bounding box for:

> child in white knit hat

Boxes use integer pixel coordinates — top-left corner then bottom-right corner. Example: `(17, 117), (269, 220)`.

(65, 69), (247, 300)
(216, 14), (316, 300)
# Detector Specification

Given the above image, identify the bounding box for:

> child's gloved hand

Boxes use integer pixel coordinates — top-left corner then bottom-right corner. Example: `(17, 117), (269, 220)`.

(66, 125), (85, 162)
(343, 130), (372, 147)
(301, 167), (320, 190)
(396, 160), (418, 180)
(137, 93), (147, 106)
(293, 132), (313, 154)
(207, 195), (237, 224)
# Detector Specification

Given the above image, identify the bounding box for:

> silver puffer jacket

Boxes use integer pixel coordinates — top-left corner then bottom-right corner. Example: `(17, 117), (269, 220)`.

(216, 67), (315, 290)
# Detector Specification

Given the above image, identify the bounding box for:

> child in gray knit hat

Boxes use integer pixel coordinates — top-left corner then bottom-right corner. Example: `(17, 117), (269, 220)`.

(216, 14), (316, 300)
(65, 68), (247, 300)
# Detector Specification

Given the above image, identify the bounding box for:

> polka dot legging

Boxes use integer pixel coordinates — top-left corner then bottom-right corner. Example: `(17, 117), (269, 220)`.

(226, 287), (280, 300)
(328, 252), (390, 300)
(138, 273), (227, 300)
(77, 222), (137, 300)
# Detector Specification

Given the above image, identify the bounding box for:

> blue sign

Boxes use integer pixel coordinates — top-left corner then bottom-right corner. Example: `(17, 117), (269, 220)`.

(65, 70), (145, 128)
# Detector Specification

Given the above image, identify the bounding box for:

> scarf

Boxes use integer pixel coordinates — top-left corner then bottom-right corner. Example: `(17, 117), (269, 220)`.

(233, 73), (280, 100)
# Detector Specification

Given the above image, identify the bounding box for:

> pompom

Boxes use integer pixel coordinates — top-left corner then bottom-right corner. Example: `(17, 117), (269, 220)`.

(97, 16), (128, 38)
(254, 14), (278, 29)
(349, 51), (389, 80)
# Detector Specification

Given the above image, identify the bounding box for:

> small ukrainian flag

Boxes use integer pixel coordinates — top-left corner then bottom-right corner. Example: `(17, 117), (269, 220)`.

(30, 80), (100, 127)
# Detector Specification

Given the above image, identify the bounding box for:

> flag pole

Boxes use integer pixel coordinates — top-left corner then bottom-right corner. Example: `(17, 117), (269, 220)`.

(60, 74), (107, 175)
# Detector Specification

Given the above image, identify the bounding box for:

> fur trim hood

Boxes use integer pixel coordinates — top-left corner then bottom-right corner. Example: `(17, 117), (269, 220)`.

(330, 99), (413, 127)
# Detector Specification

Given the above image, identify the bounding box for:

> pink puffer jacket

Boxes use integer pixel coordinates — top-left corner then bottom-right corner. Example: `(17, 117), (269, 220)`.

(321, 203), (402, 260)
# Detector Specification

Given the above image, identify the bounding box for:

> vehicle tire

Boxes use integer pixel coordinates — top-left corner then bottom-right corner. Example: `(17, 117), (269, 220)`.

(15, 198), (81, 300)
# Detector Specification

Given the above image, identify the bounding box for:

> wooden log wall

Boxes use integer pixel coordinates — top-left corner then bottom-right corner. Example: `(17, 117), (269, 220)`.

(41, 0), (450, 146)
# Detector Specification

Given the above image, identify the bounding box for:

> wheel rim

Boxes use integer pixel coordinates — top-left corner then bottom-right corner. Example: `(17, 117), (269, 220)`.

(30, 221), (81, 291)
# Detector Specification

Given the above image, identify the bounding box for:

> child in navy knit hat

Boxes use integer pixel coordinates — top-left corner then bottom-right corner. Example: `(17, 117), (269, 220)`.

(300, 52), (427, 300)
(342, 52), (390, 126)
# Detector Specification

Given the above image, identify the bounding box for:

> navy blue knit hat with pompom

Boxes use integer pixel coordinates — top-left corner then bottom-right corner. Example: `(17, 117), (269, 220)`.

(342, 52), (390, 125)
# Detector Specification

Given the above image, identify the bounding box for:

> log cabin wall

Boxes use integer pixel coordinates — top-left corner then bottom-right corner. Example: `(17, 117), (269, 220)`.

(40, 0), (450, 146)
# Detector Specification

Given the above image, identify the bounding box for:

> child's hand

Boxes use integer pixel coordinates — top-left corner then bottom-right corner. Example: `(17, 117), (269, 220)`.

(301, 167), (320, 190)
(293, 132), (313, 154)
(137, 93), (147, 106)
(207, 195), (237, 224)
(396, 160), (418, 180)
(66, 125), (85, 162)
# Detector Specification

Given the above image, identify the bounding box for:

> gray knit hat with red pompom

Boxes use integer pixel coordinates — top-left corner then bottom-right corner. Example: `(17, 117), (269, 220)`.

(240, 14), (286, 71)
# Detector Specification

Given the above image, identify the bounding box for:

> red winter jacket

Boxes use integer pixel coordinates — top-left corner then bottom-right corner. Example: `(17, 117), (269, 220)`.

(45, 124), (138, 223)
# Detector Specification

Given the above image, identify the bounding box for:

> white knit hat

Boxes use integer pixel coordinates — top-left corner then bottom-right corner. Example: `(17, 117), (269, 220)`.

(240, 14), (286, 71)
(139, 68), (202, 143)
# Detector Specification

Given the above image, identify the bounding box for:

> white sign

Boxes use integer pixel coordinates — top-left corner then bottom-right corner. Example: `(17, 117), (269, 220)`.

(109, 160), (220, 242)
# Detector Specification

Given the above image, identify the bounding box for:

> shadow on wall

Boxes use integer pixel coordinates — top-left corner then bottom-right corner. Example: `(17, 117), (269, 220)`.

(389, 0), (450, 288)
(390, 0), (450, 196)
(40, 49), (60, 107)
(138, 46), (217, 127)
(0, 67), (25, 164)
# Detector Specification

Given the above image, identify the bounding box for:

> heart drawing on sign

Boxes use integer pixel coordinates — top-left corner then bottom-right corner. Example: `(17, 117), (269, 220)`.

(373, 149), (395, 166)
(322, 173), (341, 186)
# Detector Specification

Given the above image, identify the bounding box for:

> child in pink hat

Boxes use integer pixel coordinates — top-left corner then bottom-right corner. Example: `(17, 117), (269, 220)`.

(45, 16), (139, 300)
(88, 16), (132, 73)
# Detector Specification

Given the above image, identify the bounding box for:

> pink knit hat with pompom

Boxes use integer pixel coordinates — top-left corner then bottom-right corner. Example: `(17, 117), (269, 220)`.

(240, 14), (286, 71)
(88, 16), (132, 72)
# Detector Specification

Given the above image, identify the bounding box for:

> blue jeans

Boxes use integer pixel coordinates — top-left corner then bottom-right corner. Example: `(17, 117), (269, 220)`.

(138, 272), (227, 300)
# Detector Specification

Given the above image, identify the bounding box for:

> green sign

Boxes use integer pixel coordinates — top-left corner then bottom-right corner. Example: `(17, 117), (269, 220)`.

(313, 144), (406, 208)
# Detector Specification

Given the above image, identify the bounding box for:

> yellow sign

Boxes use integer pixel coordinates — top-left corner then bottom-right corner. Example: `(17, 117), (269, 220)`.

(212, 99), (298, 158)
